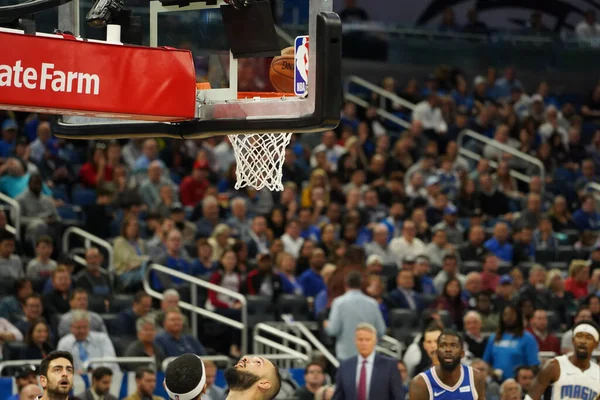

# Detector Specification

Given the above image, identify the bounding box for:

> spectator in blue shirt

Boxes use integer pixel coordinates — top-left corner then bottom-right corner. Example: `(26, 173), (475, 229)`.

(113, 291), (153, 337)
(155, 309), (207, 357)
(492, 67), (523, 100)
(0, 158), (51, 198)
(485, 222), (514, 263)
(134, 138), (166, 171)
(298, 208), (321, 242)
(0, 119), (18, 159)
(298, 248), (327, 298)
(152, 230), (197, 291)
(573, 195), (600, 232)
(483, 304), (540, 380)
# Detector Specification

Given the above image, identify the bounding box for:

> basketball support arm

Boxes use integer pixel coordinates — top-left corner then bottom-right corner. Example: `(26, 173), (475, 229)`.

(51, 11), (342, 139)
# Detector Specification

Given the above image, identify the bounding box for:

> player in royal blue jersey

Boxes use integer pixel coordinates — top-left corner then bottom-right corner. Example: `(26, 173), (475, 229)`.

(409, 330), (486, 400)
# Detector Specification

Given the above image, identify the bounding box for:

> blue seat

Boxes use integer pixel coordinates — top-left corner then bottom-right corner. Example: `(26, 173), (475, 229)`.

(57, 205), (81, 221)
(52, 185), (70, 203)
(72, 187), (96, 206)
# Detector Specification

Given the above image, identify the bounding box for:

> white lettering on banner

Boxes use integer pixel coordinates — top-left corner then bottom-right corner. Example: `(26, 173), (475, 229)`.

(0, 60), (99, 95)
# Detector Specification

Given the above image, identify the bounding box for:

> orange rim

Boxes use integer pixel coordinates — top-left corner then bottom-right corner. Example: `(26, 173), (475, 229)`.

(238, 91), (295, 99)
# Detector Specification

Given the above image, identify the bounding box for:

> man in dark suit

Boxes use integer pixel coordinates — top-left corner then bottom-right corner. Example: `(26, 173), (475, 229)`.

(389, 269), (424, 311)
(76, 366), (117, 400)
(333, 322), (404, 400)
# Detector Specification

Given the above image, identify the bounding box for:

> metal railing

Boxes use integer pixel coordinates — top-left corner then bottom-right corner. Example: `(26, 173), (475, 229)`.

(162, 355), (232, 371)
(378, 335), (403, 360)
(62, 226), (114, 270)
(343, 75), (411, 130)
(0, 193), (20, 237)
(0, 359), (41, 375)
(83, 357), (155, 370)
(457, 129), (546, 193)
(253, 323), (312, 369)
(281, 315), (339, 368)
(143, 263), (248, 354)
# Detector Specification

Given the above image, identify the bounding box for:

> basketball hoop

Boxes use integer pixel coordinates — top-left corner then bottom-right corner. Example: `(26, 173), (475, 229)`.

(228, 92), (295, 192)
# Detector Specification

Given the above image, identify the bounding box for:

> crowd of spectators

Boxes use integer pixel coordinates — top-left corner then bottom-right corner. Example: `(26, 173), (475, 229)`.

(0, 58), (599, 400)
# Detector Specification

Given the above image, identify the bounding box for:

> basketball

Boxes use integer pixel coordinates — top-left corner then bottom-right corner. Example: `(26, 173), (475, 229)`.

(269, 53), (295, 94)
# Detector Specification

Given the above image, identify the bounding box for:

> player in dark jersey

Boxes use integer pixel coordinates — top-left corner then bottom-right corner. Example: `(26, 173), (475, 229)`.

(409, 330), (486, 400)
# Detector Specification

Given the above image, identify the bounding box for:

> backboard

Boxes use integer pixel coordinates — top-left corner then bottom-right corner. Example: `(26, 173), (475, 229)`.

(49, 0), (341, 139)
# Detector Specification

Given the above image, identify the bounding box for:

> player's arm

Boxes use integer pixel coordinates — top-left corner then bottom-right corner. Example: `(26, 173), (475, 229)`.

(409, 374), (429, 400)
(473, 368), (486, 400)
(526, 359), (560, 400)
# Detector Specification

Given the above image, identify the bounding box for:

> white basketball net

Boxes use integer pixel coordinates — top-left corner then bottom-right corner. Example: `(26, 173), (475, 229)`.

(228, 132), (293, 191)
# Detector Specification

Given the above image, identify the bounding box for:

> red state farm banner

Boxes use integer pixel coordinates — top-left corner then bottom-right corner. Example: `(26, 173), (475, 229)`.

(0, 31), (197, 122)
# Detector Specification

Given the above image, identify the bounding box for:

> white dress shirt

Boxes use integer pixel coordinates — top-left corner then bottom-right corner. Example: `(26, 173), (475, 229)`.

(57, 331), (120, 373)
(355, 351), (376, 399)
(412, 101), (448, 133)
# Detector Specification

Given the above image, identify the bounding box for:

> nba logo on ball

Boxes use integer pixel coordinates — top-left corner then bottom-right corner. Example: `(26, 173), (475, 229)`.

(294, 36), (309, 96)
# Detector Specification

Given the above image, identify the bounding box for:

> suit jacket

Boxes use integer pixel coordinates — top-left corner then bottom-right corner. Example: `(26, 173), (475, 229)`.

(76, 389), (118, 400)
(389, 288), (423, 311)
(333, 353), (404, 400)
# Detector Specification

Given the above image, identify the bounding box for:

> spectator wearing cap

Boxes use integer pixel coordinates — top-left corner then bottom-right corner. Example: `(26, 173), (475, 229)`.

(179, 162), (209, 207)
(17, 173), (60, 248)
(6, 365), (37, 400)
(576, 9), (600, 39)
(433, 254), (465, 294)
(57, 288), (108, 338)
(433, 205), (464, 246)
(138, 161), (176, 209)
(423, 229), (453, 267)
(479, 253), (500, 292)
(485, 222), (513, 263)
(0, 230), (23, 280)
(245, 252), (284, 301)
(0, 119), (18, 159)
(78, 142), (113, 189)
(390, 221), (425, 268)
(170, 202), (196, 244)
(365, 224), (396, 266)
(57, 310), (120, 374)
(573, 194), (600, 232)
(74, 247), (112, 297)
(114, 291), (153, 337)
(495, 275), (516, 312)
(113, 216), (149, 290)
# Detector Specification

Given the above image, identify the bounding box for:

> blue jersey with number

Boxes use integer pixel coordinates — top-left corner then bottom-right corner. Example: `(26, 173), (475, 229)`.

(420, 364), (478, 400)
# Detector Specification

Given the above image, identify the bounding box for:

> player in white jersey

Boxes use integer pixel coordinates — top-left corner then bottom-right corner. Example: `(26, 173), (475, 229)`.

(528, 320), (600, 400)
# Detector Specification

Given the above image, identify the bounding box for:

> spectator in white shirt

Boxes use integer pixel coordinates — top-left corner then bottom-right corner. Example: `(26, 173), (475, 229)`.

(412, 93), (448, 134)
(0, 317), (23, 355)
(57, 310), (120, 374)
(576, 9), (600, 39)
(281, 219), (305, 258)
(310, 131), (346, 172)
(389, 220), (425, 268)
(365, 224), (396, 266)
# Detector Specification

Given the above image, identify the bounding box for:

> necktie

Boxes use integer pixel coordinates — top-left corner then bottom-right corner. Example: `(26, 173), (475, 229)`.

(357, 359), (367, 400)
(77, 341), (88, 363)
